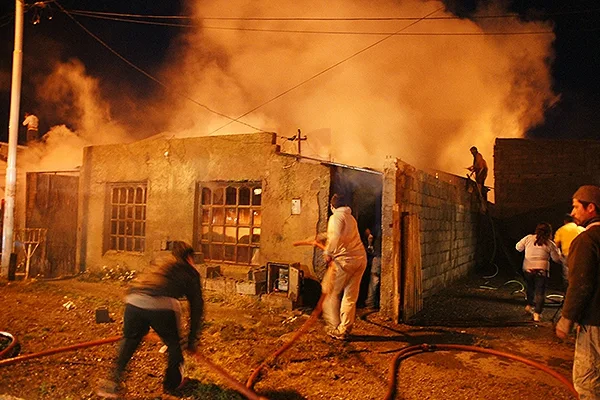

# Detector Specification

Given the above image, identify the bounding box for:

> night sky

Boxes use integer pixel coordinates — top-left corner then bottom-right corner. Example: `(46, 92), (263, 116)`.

(0, 0), (599, 145)
(447, 0), (600, 140)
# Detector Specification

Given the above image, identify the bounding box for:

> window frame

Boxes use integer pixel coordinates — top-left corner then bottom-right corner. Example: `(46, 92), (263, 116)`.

(104, 182), (147, 253)
(196, 181), (262, 265)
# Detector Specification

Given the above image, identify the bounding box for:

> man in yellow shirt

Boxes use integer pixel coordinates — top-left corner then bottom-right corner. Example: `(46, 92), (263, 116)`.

(554, 214), (585, 284)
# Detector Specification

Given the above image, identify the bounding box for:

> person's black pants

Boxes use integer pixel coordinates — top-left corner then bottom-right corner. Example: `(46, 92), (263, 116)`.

(524, 270), (547, 314)
(114, 304), (183, 391)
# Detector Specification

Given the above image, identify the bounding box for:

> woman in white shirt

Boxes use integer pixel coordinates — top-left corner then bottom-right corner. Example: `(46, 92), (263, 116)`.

(516, 222), (561, 322)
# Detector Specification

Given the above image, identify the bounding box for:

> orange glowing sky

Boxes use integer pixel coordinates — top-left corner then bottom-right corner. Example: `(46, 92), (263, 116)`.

(11, 0), (558, 193)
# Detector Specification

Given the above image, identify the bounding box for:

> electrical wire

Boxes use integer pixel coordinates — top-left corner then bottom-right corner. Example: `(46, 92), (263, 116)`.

(68, 11), (195, 28)
(52, 1), (265, 133)
(208, 6), (444, 135)
(64, 8), (600, 21)
(64, 12), (558, 36)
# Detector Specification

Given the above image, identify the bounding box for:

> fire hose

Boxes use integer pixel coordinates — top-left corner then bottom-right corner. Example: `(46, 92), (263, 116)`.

(0, 332), (19, 360)
(245, 239), (331, 389)
(0, 239), (578, 399)
(384, 343), (578, 400)
(0, 333), (266, 400)
(249, 240), (578, 398)
(0, 335), (121, 367)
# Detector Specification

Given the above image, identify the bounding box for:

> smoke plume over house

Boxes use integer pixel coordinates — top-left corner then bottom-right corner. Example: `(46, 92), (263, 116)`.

(19, 0), (557, 190)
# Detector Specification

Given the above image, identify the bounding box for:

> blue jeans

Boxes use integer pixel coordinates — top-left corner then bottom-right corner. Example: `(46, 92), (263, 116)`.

(524, 270), (547, 314)
(574, 325), (600, 399)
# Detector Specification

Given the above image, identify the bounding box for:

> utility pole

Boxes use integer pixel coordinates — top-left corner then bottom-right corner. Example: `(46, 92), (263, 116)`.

(1, 0), (24, 277)
(295, 129), (307, 156)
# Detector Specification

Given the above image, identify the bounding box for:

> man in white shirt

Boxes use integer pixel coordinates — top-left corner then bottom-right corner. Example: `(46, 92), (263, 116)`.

(321, 193), (367, 340)
(22, 112), (39, 143)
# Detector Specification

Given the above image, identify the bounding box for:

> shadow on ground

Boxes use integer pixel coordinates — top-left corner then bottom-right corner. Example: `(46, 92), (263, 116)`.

(404, 266), (565, 328)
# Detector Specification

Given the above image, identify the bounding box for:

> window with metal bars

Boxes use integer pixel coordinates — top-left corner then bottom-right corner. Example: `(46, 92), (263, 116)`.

(197, 182), (262, 265)
(107, 183), (147, 252)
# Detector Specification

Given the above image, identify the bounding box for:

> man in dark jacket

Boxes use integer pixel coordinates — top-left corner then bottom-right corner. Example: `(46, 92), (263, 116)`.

(468, 146), (488, 199)
(97, 241), (204, 398)
(556, 185), (600, 399)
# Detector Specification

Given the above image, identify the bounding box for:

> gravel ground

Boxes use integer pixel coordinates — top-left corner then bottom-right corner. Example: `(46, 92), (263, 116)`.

(0, 269), (577, 400)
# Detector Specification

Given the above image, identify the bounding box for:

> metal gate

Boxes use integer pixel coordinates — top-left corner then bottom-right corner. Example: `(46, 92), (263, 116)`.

(25, 171), (79, 278)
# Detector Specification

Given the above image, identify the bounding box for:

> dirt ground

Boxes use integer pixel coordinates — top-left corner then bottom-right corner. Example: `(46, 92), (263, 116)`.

(0, 268), (578, 400)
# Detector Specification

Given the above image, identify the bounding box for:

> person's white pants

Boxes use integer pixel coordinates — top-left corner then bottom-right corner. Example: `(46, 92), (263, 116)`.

(321, 255), (367, 335)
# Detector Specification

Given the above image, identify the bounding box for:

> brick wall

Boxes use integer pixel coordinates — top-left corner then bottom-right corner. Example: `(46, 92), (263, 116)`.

(494, 138), (600, 217)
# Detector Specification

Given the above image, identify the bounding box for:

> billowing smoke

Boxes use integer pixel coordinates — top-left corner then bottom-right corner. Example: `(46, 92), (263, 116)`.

(161, 0), (557, 188)
(20, 125), (87, 171)
(19, 59), (131, 171)
(17, 0), (557, 195)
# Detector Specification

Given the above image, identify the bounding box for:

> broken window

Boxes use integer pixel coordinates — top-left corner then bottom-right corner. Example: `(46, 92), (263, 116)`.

(198, 182), (261, 265)
(107, 183), (147, 252)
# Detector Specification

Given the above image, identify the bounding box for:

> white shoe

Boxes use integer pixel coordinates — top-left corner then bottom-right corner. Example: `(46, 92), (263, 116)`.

(525, 305), (533, 314)
(533, 312), (541, 322)
(325, 327), (348, 340)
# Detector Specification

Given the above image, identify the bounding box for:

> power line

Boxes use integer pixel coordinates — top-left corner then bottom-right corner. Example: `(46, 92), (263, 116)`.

(65, 7), (600, 21)
(208, 6), (444, 135)
(66, 11), (556, 36)
(68, 11), (195, 28)
(52, 1), (264, 133)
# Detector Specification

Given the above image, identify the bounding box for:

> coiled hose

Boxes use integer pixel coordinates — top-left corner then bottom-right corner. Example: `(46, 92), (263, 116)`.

(0, 332), (19, 360)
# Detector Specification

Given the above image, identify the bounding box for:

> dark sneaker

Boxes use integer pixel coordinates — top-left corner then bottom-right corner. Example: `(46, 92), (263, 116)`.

(96, 379), (119, 399)
(165, 377), (192, 395)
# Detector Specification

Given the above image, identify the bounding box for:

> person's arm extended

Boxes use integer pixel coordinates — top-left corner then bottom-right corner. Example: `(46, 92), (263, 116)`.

(186, 270), (204, 352)
(515, 236), (527, 252)
(549, 241), (561, 263)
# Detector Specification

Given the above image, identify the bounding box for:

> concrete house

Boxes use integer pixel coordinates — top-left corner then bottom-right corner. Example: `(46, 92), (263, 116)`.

(76, 132), (381, 280)
(20, 136), (600, 322)
(73, 131), (484, 322)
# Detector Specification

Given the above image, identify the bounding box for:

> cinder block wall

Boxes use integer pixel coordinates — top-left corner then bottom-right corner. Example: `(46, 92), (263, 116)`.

(495, 138), (600, 217)
(381, 158), (479, 320)
(403, 164), (478, 299)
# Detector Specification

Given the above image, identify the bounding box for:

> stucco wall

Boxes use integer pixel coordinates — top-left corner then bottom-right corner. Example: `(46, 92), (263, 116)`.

(494, 138), (600, 217)
(381, 158), (479, 320)
(76, 132), (330, 274)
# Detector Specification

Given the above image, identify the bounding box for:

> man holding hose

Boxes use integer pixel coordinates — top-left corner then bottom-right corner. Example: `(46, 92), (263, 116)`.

(97, 241), (203, 398)
(322, 193), (367, 340)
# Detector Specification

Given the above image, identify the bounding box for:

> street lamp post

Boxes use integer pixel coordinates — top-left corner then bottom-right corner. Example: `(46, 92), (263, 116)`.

(1, 0), (24, 277)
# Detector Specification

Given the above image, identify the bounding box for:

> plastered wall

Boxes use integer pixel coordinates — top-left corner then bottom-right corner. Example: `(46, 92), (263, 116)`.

(76, 132), (331, 275)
